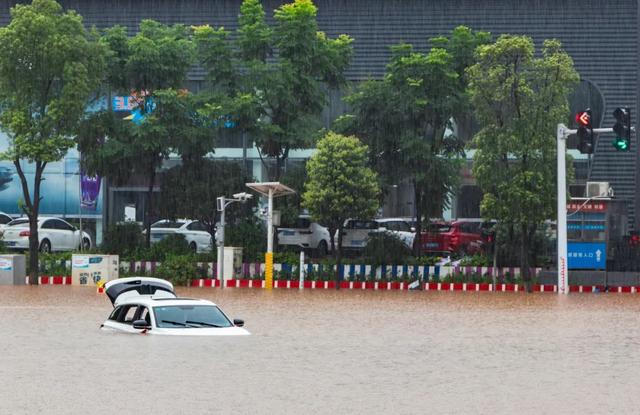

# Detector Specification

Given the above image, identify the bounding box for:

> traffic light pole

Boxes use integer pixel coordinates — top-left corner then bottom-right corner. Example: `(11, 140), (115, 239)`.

(557, 124), (614, 294)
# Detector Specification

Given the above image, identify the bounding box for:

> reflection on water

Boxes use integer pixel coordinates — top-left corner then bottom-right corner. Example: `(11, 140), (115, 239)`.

(1, 287), (640, 414)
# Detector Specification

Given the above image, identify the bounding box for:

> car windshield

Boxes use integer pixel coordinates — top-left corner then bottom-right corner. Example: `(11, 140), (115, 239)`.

(7, 219), (29, 227)
(151, 221), (185, 229)
(153, 305), (233, 328)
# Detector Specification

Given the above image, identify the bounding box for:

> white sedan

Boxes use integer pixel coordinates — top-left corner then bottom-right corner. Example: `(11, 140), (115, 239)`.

(101, 278), (250, 336)
(277, 215), (331, 256)
(148, 219), (214, 253)
(3, 217), (92, 252)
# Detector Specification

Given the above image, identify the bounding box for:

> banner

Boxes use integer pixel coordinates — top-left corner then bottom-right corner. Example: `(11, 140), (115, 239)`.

(80, 173), (101, 210)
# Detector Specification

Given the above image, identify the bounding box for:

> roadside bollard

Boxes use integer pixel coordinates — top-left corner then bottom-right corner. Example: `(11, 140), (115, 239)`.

(299, 250), (305, 289)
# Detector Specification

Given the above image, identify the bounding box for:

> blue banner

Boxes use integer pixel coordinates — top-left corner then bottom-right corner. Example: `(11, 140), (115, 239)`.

(568, 242), (606, 270)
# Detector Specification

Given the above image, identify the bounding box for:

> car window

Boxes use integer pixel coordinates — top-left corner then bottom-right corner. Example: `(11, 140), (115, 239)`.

(57, 220), (74, 232)
(187, 221), (207, 231)
(41, 220), (55, 229)
(109, 306), (123, 321)
(119, 305), (139, 324)
(380, 222), (395, 231)
(295, 218), (311, 228)
(139, 307), (151, 325)
(152, 221), (185, 229)
(153, 305), (233, 328)
(0, 214), (11, 225)
(426, 223), (451, 233)
(7, 219), (29, 227)
(348, 220), (377, 230)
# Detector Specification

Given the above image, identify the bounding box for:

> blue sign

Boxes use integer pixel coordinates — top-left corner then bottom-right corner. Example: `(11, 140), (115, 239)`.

(568, 242), (606, 270)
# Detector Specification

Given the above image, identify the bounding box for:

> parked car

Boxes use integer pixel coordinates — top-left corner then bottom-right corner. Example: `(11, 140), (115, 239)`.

(147, 219), (214, 253)
(336, 218), (416, 253)
(420, 218), (493, 256)
(101, 277), (250, 336)
(0, 212), (12, 236)
(277, 215), (331, 256)
(2, 217), (92, 252)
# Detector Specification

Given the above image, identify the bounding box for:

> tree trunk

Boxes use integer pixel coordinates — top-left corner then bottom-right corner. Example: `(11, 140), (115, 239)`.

(413, 182), (422, 257)
(14, 160), (45, 285)
(335, 227), (343, 289)
(520, 223), (532, 292)
(144, 165), (157, 248)
(329, 226), (336, 254)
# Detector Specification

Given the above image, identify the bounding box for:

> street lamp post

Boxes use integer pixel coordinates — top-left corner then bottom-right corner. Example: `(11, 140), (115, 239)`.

(216, 192), (253, 287)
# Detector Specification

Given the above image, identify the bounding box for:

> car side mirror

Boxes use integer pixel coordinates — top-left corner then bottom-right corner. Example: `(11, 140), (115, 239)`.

(133, 319), (151, 330)
(233, 318), (244, 327)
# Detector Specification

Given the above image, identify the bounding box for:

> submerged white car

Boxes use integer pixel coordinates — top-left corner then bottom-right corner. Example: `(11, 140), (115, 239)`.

(101, 277), (250, 336)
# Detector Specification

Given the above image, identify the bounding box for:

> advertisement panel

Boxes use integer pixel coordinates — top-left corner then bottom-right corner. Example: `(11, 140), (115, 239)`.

(0, 157), (103, 218)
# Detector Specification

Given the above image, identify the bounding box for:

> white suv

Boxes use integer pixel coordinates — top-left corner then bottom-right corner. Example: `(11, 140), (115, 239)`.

(148, 219), (214, 253)
(277, 215), (331, 256)
(336, 218), (415, 253)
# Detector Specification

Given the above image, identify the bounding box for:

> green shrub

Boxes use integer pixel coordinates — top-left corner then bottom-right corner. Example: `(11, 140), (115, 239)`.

(274, 251), (300, 266)
(362, 233), (412, 266)
(226, 219), (266, 262)
(101, 223), (143, 257)
(154, 254), (199, 286)
(458, 254), (490, 267)
(147, 234), (191, 261)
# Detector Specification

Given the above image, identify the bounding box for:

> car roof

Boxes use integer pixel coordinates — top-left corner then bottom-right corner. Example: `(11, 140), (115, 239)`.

(116, 297), (217, 308)
(375, 218), (408, 223)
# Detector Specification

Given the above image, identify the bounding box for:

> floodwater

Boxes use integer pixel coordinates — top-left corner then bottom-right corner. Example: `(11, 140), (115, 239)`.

(1, 288), (640, 415)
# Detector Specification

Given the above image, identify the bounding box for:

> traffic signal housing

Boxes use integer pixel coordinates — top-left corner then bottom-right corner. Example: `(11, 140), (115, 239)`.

(575, 109), (593, 154)
(612, 107), (631, 151)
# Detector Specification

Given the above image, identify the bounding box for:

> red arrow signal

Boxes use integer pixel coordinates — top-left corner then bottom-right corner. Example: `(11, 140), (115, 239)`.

(576, 111), (591, 126)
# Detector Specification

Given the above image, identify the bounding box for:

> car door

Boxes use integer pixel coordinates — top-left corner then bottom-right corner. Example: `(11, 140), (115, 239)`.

(185, 221), (212, 251)
(40, 219), (59, 249)
(57, 219), (78, 250)
(104, 304), (145, 334)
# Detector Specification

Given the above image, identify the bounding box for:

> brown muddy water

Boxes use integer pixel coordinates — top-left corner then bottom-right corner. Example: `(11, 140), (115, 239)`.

(1, 287), (640, 415)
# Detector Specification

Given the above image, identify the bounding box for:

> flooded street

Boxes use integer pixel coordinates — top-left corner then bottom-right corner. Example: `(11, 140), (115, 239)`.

(1, 287), (640, 414)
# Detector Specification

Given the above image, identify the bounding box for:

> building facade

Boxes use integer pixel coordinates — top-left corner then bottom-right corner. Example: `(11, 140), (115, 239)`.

(0, 0), (637, 231)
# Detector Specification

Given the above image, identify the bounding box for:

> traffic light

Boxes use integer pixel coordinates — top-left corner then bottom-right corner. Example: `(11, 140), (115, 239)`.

(575, 109), (593, 154)
(612, 107), (631, 151)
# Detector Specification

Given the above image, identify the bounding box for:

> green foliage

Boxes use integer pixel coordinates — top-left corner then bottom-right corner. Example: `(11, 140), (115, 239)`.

(274, 251), (301, 266)
(225, 219), (266, 262)
(154, 254), (199, 286)
(468, 35), (579, 278)
(147, 234), (192, 261)
(159, 159), (253, 236)
(363, 233), (412, 266)
(196, 0), (354, 180)
(0, 0), (107, 280)
(458, 254), (490, 267)
(339, 26), (488, 252)
(303, 132), (379, 266)
(101, 223), (144, 257)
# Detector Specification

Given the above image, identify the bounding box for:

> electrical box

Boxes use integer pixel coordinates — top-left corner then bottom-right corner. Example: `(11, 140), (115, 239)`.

(586, 182), (611, 198)
(223, 247), (243, 280)
(0, 255), (26, 285)
(71, 254), (119, 286)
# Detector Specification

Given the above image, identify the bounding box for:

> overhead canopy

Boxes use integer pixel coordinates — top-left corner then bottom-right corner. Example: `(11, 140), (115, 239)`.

(246, 182), (296, 197)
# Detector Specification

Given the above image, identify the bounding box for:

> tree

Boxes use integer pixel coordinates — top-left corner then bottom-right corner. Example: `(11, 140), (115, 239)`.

(159, 160), (253, 240)
(467, 36), (579, 289)
(302, 132), (379, 283)
(338, 27), (489, 254)
(79, 21), (197, 247)
(0, 0), (105, 282)
(195, 0), (353, 181)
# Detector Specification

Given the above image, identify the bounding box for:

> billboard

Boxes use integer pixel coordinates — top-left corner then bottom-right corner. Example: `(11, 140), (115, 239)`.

(0, 157), (103, 218)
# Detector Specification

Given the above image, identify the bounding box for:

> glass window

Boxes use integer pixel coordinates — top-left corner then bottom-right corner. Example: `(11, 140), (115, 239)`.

(152, 221), (185, 229)
(0, 214), (11, 225)
(41, 220), (55, 229)
(187, 221), (207, 231)
(7, 219), (29, 227)
(120, 305), (139, 324)
(57, 220), (74, 232)
(109, 306), (123, 321)
(294, 218), (311, 228)
(153, 305), (233, 328)
(139, 307), (150, 325)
